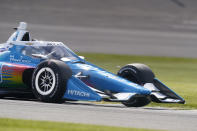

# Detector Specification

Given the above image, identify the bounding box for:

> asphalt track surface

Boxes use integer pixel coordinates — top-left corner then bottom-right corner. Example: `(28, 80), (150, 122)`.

(1, 0), (197, 58)
(0, 99), (197, 131)
(1, 23), (197, 130)
(1, 22), (197, 58)
(1, 1), (197, 130)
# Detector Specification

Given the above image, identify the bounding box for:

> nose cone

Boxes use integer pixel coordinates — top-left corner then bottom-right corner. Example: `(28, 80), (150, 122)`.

(124, 82), (151, 95)
(140, 86), (151, 95)
(135, 84), (151, 95)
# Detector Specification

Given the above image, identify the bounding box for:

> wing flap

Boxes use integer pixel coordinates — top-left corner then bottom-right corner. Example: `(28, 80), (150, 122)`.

(144, 79), (185, 104)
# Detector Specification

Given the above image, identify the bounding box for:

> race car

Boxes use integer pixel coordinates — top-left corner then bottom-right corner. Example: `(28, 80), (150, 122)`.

(0, 22), (185, 107)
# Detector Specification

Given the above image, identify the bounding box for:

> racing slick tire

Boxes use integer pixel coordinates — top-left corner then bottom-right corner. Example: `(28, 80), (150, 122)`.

(32, 60), (72, 103)
(117, 63), (154, 107)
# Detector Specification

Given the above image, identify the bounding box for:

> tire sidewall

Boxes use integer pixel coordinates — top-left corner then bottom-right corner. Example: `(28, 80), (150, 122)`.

(118, 64), (155, 84)
(32, 60), (70, 102)
(118, 65), (141, 84)
(122, 97), (151, 107)
(118, 63), (154, 107)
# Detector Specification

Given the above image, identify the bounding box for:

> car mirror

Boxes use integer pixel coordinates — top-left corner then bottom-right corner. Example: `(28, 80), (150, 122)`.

(79, 56), (85, 60)
(32, 54), (47, 59)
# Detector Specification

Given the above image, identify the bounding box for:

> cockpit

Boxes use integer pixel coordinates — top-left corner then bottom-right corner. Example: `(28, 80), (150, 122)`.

(21, 45), (78, 60)
(4, 22), (80, 62)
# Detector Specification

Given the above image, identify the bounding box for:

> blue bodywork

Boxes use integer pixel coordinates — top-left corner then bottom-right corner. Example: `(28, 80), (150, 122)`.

(0, 23), (185, 104)
(0, 42), (185, 104)
(64, 61), (151, 101)
(0, 43), (151, 101)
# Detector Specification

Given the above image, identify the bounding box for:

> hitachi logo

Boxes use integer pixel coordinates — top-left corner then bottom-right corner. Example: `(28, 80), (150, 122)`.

(67, 90), (90, 97)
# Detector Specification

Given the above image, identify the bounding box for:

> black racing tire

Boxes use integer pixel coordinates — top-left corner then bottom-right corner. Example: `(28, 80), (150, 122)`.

(122, 97), (151, 107)
(117, 63), (155, 85)
(0, 95), (4, 99)
(32, 60), (72, 103)
(117, 63), (154, 107)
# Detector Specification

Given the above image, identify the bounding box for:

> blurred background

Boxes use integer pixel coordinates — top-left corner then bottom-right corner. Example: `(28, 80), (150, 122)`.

(0, 0), (197, 57)
(0, 0), (197, 125)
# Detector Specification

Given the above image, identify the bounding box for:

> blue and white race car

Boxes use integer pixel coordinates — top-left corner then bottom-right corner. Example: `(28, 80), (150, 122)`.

(0, 22), (185, 107)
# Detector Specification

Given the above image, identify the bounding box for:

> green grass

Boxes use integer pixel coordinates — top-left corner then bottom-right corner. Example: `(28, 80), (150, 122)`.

(0, 118), (160, 131)
(78, 53), (197, 109)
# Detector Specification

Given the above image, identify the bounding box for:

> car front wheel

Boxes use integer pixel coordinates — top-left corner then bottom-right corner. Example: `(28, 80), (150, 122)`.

(118, 63), (154, 107)
(32, 60), (72, 103)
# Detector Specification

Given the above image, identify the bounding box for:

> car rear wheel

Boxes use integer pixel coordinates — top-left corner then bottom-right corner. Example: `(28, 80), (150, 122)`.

(117, 63), (154, 107)
(32, 60), (72, 103)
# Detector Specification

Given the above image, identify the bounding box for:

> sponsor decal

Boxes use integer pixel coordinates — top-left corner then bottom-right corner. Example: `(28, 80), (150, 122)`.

(102, 72), (139, 87)
(0, 45), (12, 52)
(25, 43), (34, 45)
(10, 55), (31, 63)
(67, 90), (90, 97)
(103, 72), (127, 83)
(47, 42), (61, 46)
(0, 48), (6, 52)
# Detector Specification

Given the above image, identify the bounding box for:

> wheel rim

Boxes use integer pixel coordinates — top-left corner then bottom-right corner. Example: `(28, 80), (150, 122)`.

(35, 67), (56, 95)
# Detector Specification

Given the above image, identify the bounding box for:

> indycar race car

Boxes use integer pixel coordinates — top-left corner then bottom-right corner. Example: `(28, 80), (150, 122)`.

(0, 22), (185, 107)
